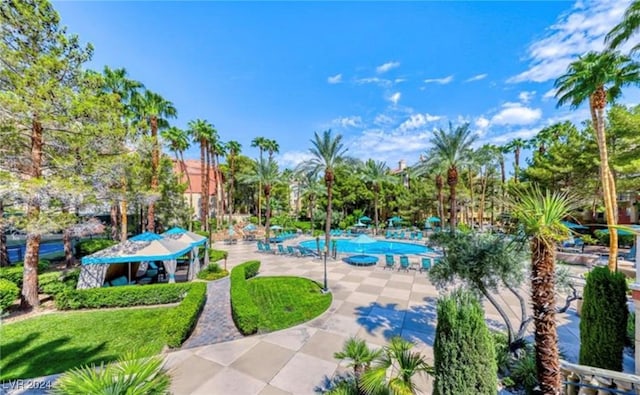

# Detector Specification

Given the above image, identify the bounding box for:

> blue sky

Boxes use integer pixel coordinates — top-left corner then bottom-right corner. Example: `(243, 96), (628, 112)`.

(54, 0), (635, 170)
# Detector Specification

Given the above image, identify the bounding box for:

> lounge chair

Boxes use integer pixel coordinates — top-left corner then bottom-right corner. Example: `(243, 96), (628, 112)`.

(420, 257), (432, 272)
(620, 244), (637, 261)
(263, 243), (276, 254)
(256, 241), (266, 253)
(298, 246), (319, 257)
(399, 231), (406, 239)
(399, 255), (410, 271)
(277, 244), (287, 255)
(287, 245), (298, 256)
(416, 233), (423, 241)
(385, 230), (392, 239)
(384, 254), (395, 270)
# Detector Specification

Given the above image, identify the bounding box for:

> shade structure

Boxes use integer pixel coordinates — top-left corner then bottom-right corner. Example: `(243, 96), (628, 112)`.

(243, 224), (257, 231)
(598, 225), (640, 236)
(354, 221), (367, 227)
(427, 216), (441, 223)
(81, 235), (192, 265)
(349, 234), (377, 254)
(561, 221), (588, 230)
(390, 216), (402, 223)
(162, 227), (207, 247)
(270, 225), (283, 230)
(359, 216), (372, 222)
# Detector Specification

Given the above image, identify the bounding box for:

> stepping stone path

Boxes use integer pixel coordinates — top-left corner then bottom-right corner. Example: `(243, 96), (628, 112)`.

(181, 277), (243, 349)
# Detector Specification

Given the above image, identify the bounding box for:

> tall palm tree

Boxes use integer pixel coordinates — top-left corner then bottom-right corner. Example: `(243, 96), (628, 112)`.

(242, 158), (280, 242)
(188, 119), (214, 232)
(360, 159), (397, 234)
(251, 136), (269, 225)
(555, 50), (640, 271)
(225, 140), (242, 226)
(161, 126), (193, 227)
(505, 138), (529, 183)
(131, 90), (177, 232)
(264, 139), (280, 160)
(299, 130), (348, 258)
(511, 187), (575, 395)
(429, 123), (477, 231)
(606, 0), (640, 54)
(298, 173), (326, 232)
(101, 66), (143, 241)
(209, 136), (225, 229)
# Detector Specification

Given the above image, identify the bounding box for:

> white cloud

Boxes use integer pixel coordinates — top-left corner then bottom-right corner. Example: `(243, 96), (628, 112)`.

(327, 73), (342, 84)
(376, 61), (400, 74)
(398, 113), (442, 132)
(394, 78), (407, 83)
(348, 129), (433, 159)
(374, 114), (394, 125)
(486, 128), (540, 145)
(542, 88), (558, 101)
(332, 116), (363, 128)
(388, 92), (401, 105)
(491, 104), (542, 125)
(475, 116), (490, 130)
(354, 77), (392, 88)
(465, 73), (488, 82)
(509, 0), (632, 83)
(424, 75), (454, 84)
(518, 91), (536, 103)
(279, 151), (314, 168)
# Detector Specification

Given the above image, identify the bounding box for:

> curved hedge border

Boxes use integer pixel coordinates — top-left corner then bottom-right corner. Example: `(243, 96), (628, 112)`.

(230, 260), (261, 335)
(56, 283), (194, 310)
(163, 282), (207, 347)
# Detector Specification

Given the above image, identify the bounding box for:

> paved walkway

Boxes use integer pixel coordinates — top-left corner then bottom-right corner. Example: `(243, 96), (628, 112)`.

(182, 277), (243, 349)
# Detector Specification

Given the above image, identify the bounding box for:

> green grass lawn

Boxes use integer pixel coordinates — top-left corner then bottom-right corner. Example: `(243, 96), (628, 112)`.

(0, 308), (172, 381)
(248, 276), (332, 332)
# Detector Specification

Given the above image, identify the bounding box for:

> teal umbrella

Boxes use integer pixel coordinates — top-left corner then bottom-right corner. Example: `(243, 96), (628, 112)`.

(349, 234), (377, 254)
(359, 216), (372, 222)
(390, 216), (402, 223)
(561, 220), (588, 230)
(599, 225), (640, 236)
(427, 216), (441, 223)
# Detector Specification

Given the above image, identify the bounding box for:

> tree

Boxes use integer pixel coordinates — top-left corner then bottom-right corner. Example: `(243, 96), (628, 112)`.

(606, 0), (640, 54)
(298, 173), (326, 232)
(225, 140), (242, 226)
(161, 126), (193, 227)
(511, 188), (576, 395)
(428, 123), (476, 230)
(505, 138), (529, 184)
(251, 136), (269, 225)
(209, 135), (225, 229)
(188, 119), (214, 232)
(359, 159), (397, 234)
(241, 158), (280, 242)
(433, 289), (497, 395)
(555, 50), (640, 271)
(333, 337), (382, 392)
(131, 90), (177, 232)
(264, 139), (280, 160)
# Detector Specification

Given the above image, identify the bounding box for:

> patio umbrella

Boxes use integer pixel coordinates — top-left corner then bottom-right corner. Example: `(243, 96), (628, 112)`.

(427, 216), (441, 223)
(359, 216), (372, 223)
(349, 234), (377, 254)
(354, 221), (367, 227)
(390, 216), (402, 223)
(243, 224), (257, 232)
(599, 225), (640, 236)
(561, 220), (588, 230)
(228, 226), (236, 236)
(270, 225), (283, 230)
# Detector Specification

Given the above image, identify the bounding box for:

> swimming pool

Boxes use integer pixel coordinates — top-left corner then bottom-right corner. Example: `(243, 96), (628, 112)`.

(299, 238), (432, 255)
(7, 242), (64, 262)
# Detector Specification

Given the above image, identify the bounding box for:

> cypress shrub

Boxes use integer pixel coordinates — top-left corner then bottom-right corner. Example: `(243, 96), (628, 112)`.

(433, 289), (497, 395)
(579, 266), (628, 371)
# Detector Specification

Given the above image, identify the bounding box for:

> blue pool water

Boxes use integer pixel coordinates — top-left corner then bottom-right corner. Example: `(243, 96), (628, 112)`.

(299, 238), (432, 255)
(7, 242), (64, 262)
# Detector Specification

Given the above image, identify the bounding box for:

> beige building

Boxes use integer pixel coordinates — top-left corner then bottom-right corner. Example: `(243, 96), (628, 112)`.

(172, 159), (219, 220)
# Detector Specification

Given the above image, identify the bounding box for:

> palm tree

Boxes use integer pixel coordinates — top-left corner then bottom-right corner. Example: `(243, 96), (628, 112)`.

(429, 123), (477, 231)
(606, 0), (640, 53)
(188, 119), (214, 232)
(161, 126), (193, 227)
(360, 160), (397, 234)
(505, 138), (529, 183)
(299, 130), (348, 256)
(264, 139), (280, 160)
(298, 173), (326, 232)
(511, 187), (575, 395)
(555, 50), (640, 271)
(251, 136), (269, 225)
(334, 337), (382, 392)
(225, 140), (242, 226)
(242, 158), (280, 242)
(209, 137), (225, 229)
(131, 90), (177, 232)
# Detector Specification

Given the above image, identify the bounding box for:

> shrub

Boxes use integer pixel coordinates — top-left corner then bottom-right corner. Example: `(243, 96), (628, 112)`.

(39, 269), (80, 296)
(628, 312), (636, 349)
(230, 260), (261, 335)
(510, 350), (538, 394)
(163, 282), (206, 347)
(194, 230), (209, 239)
(56, 283), (193, 310)
(433, 289), (497, 395)
(0, 279), (19, 313)
(76, 239), (116, 257)
(209, 249), (228, 262)
(580, 266), (628, 371)
(0, 266), (24, 287)
(197, 263), (229, 281)
(593, 230), (634, 247)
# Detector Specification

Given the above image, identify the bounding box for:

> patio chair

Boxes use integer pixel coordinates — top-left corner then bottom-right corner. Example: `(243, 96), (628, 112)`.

(620, 244), (637, 261)
(256, 241), (265, 253)
(287, 245), (298, 256)
(409, 233), (416, 241)
(399, 231), (406, 239)
(277, 244), (287, 255)
(263, 243), (276, 254)
(399, 255), (410, 271)
(298, 246), (319, 257)
(416, 233), (423, 241)
(384, 254), (395, 270)
(385, 230), (392, 239)
(420, 257), (432, 272)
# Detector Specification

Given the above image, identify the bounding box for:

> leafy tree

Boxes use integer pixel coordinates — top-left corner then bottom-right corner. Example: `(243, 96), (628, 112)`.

(188, 119), (214, 231)
(555, 50), (640, 271)
(433, 289), (497, 395)
(225, 140), (242, 225)
(511, 187), (576, 395)
(241, 158), (280, 241)
(606, 0), (640, 53)
(360, 160), (397, 234)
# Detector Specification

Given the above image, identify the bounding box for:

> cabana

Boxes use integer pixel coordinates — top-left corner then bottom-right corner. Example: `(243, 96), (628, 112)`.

(77, 232), (194, 289)
(162, 227), (209, 279)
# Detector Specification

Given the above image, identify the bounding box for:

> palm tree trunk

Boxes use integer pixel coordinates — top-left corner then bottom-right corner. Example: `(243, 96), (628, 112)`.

(448, 167), (458, 231)
(264, 188), (271, 242)
(257, 149), (263, 226)
(500, 158), (506, 214)
(325, 175), (334, 255)
(468, 167), (474, 227)
(479, 175), (487, 231)
(514, 148), (520, 184)
(0, 200), (9, 267)
(62, 207), (73, 269)
(374, 189), (379, 235)
(22, 118), (44, 308)
(110, 203), (119, 240)
(206, 143), (213, 232)
(530, 237), (561, 394)
(228, 164), (234, 228)
(178, 152), (194, 231)
(590, 93), (618, 271)
(120, 175), (128, 241)
(199, 143), (207, 231)
(147, 116), (159, 232)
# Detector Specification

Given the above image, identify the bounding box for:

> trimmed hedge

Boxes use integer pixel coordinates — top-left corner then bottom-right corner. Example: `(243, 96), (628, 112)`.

(209, 249), (228, 262)
(76, 239), (116, 257)
(230, 260), (261, 335)
(0, 260), (50, 287)
(580, 266), (628, 371)
(38, 269), (80, 297)
(163, 282), (207, 347)
(0, 279), (19, 313)
(197, 263), (229, 281)
(593, 230), (634, 247)
(56, 283), (193, 310)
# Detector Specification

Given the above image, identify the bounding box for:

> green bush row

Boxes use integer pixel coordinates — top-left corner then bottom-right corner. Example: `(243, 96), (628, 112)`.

(0, 260), (51, 287)
(163, 282), (207, 348)
(76, 239), (116, 257)
(38, 269), (80, 296)
(230, 260), (261, 335)
(209, 249), (228, 262)
(197, 263), (229, 281)
(55, 283), (193, 310)
(593, 230), (635, 247)
(0, 279), (19, 313)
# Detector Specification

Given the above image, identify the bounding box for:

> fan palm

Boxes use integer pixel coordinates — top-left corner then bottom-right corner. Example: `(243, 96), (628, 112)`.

(188, 119), (215, 232)
(242, 158), (280, 242)
(511, 187), (576, 395)
(555, 50), (640, 271)
(428, 123), (476, 231)
(225, 140), (242, 226)
(299, 130), (348, 257)
(606, 0), (640, 53)
(162, 126), (193, 227)
(298, 173), (326, 232)
(251, 136), (269, 225)
(412, 160), (447, 227)
(209, 137), (226, 228)
(131, 90), (177, 232)
(334, 337), (382, 392)
(360, 160), (397, 234)
(505, 138), (529, 183)
(264, 138), (280, 160)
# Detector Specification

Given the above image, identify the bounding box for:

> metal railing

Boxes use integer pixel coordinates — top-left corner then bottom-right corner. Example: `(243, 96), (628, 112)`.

(561, 360), (640, 394)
